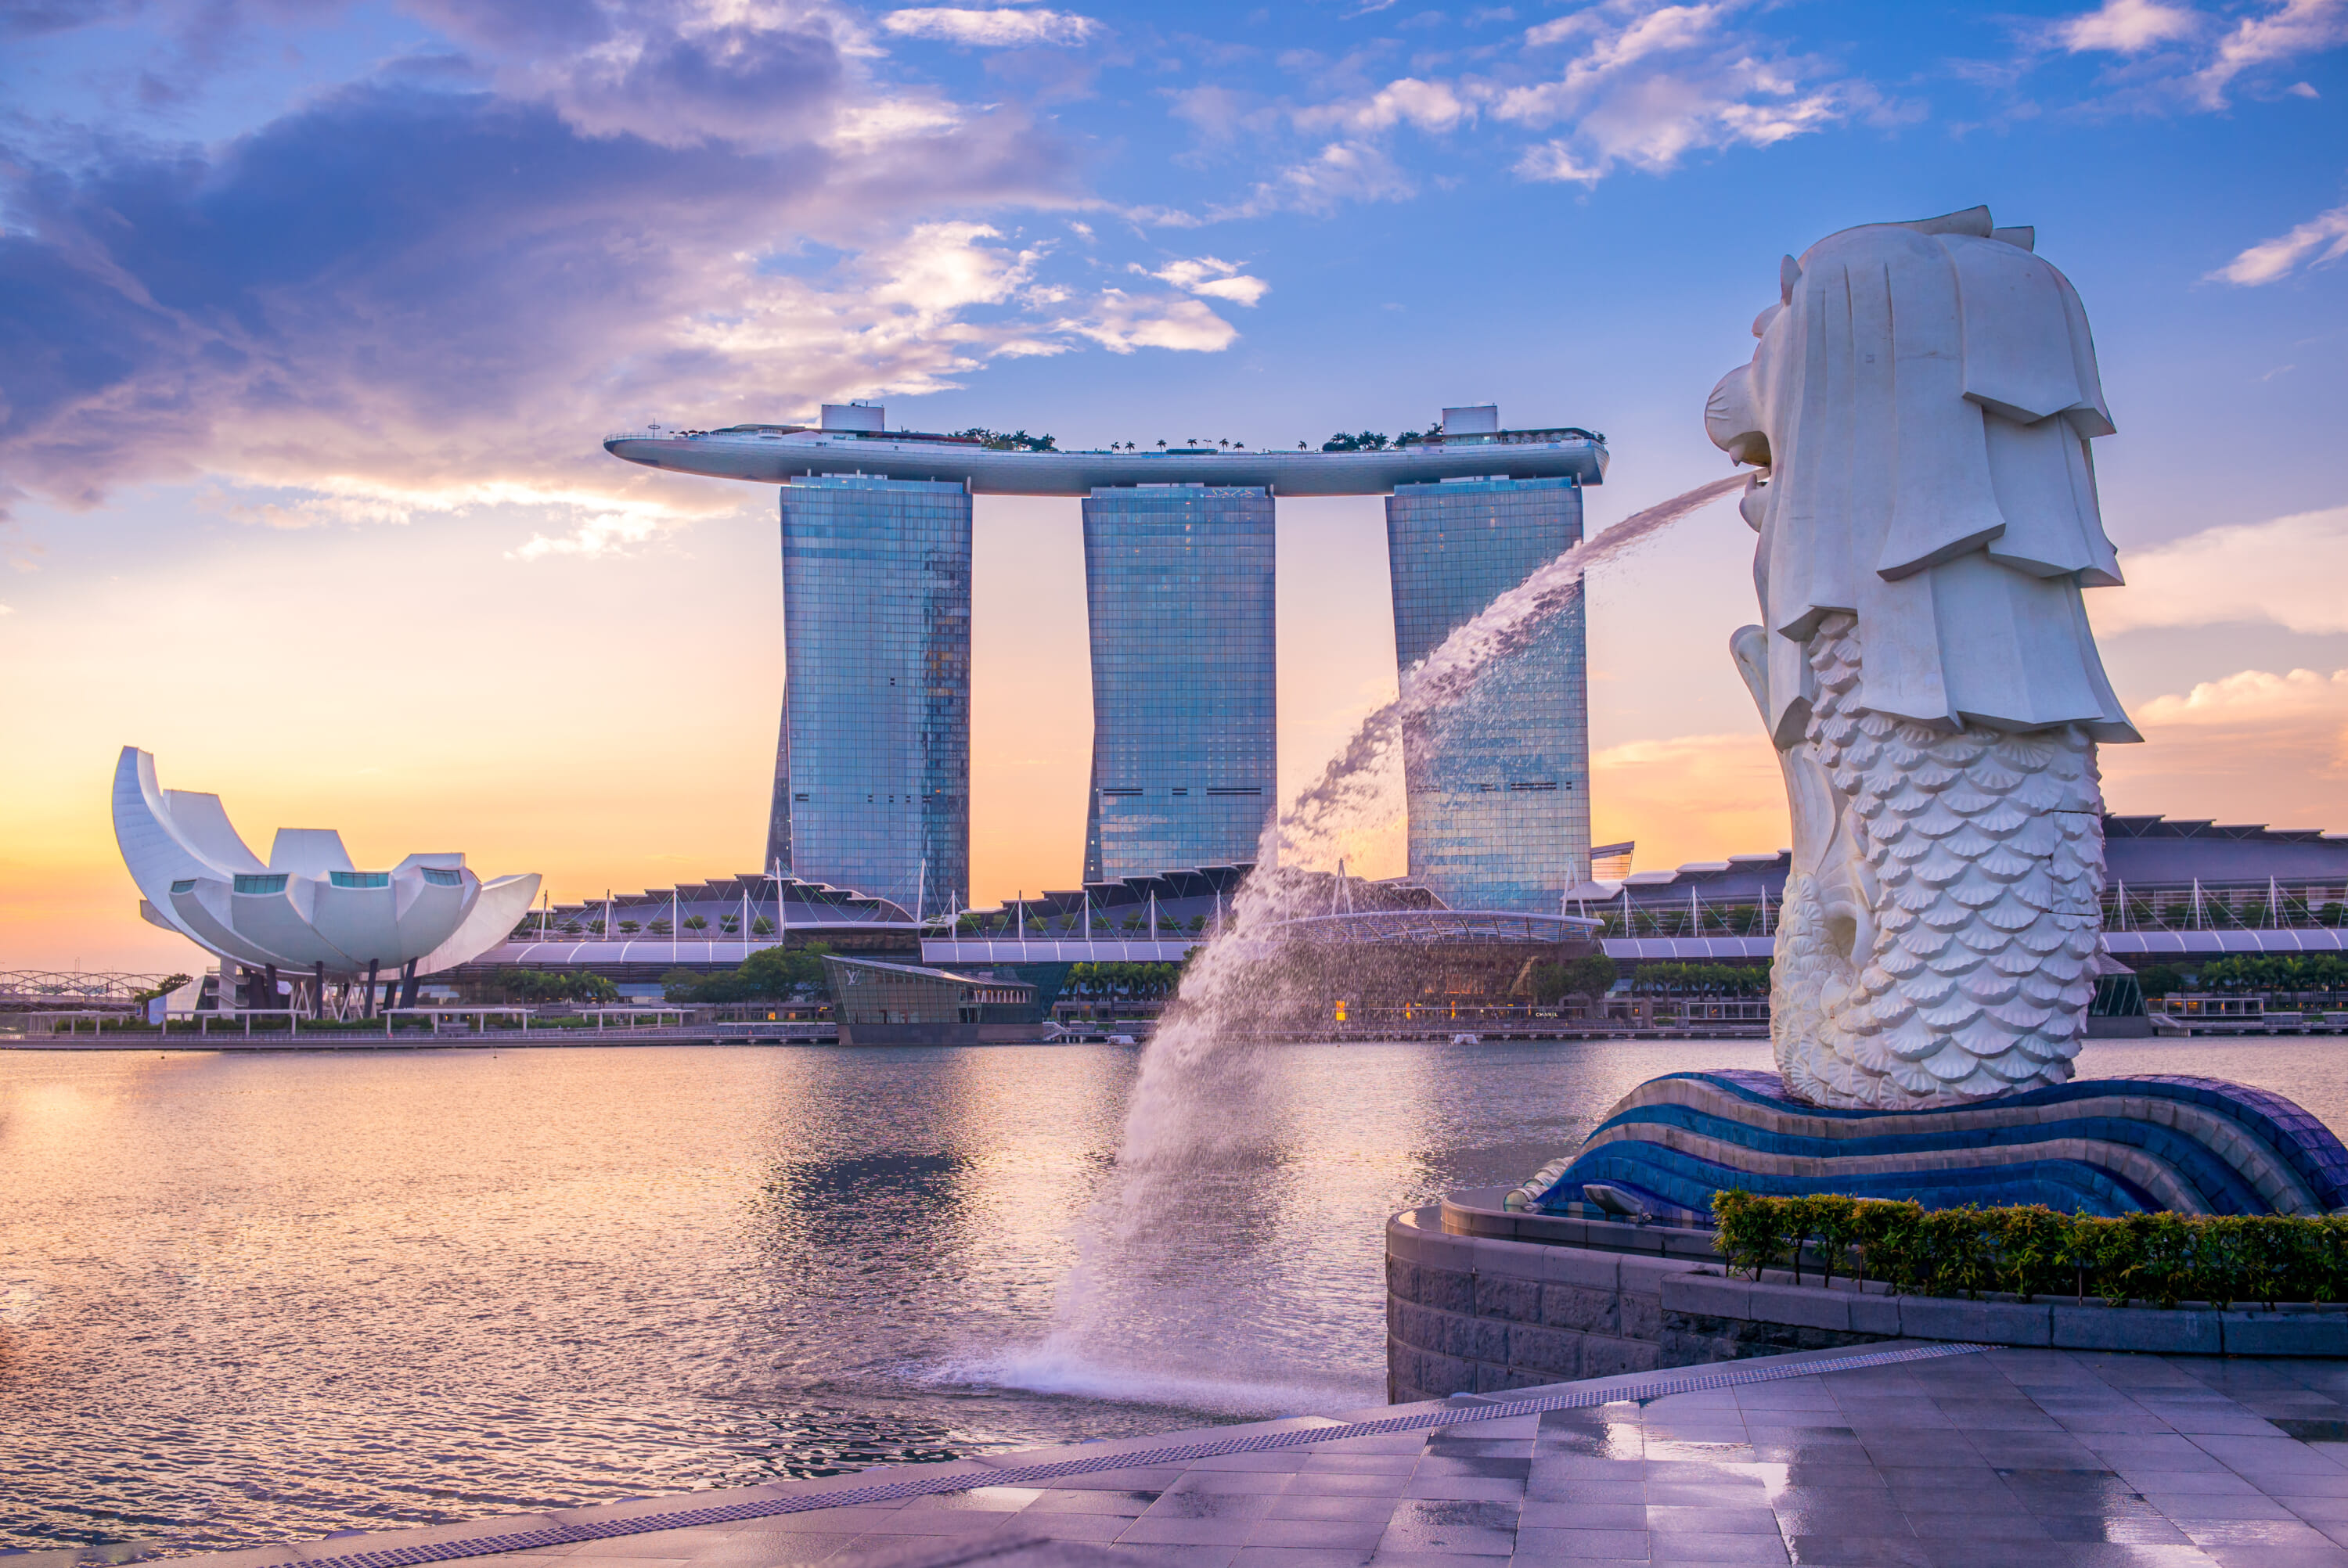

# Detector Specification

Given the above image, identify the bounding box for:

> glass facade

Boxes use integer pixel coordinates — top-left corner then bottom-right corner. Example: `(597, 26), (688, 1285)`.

(1386, 477), (1590, 912)
(769, 476), (971, 915)
(1082, 485), (1276, 883)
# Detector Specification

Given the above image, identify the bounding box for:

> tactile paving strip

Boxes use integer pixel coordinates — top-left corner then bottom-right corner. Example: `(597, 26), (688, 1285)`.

(294, 1341), (1988, 1568)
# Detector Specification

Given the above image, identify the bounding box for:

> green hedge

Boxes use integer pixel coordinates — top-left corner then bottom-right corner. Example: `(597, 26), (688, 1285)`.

(1712, 1190), (2348, 1310)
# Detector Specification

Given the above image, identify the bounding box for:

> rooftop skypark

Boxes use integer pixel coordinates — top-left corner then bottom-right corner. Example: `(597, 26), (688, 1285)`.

(605, 401), (1608, 496)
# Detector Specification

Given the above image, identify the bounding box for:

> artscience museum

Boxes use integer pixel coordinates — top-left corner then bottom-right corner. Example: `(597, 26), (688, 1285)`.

(112, 746), (540, 1014)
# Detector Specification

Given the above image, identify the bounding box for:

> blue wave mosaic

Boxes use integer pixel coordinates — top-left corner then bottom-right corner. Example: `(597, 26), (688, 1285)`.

(1532, 1071), (2348, 1225)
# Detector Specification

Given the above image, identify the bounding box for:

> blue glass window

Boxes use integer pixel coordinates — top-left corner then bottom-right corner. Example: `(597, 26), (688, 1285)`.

(1082, 485), (1277, 883)
(329, 871), (391, 888)
(233, 873), (289, 894)
(1386, 477), (1590, 911)
(770, 476), (971, 914)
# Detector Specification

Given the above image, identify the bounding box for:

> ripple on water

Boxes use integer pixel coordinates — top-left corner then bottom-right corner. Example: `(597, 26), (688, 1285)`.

(0, 1037), (2336, 1555)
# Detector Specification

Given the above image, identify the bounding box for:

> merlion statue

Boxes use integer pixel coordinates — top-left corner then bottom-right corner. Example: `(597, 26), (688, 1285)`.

(1707, 206), (2140, 1109)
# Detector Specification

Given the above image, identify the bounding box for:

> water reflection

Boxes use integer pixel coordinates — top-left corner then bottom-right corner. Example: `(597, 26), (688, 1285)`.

(0, 1038), (2339, 1557)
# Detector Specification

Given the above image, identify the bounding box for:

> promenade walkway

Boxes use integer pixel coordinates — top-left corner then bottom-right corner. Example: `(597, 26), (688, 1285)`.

(168, 1341), (2348, 1568)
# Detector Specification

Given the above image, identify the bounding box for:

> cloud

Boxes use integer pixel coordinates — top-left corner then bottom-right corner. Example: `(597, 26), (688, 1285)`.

(2193, 0), (2348, 105)
(2208, 199), (2348, 284)
(1292, 77), (1471, 135)
(1498, 2), (1866, 185)
(2094, 505), (2348, 635)
(1051, 290), (1239, 353)
(1223, 138), (1417, 217)
(881, 8), (1100, 47)
(1134, 256), (1269, 305)
(2133, 667), (2348, 727)
(2052, 0), (2202, 54)
(2101, 667), (2348, 827)
(0, 10), (1179, 545)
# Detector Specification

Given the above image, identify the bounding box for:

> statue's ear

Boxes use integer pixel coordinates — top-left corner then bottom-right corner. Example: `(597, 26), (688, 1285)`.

(1780, 254), (1802, 304)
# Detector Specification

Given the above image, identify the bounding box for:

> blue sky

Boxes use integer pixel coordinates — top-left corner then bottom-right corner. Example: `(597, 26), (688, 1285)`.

(5, 0), (2346, 963)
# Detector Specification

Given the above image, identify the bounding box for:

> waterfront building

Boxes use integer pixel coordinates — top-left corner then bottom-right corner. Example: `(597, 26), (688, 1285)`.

(771, 474), (971, 915)
(1387, 469), (1591, 911)
(1082, 486), (1277, 883)
(609, 405), (1608, 891)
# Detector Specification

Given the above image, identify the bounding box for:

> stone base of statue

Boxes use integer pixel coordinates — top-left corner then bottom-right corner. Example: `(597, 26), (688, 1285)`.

(1510, 1070), (2348, 1224)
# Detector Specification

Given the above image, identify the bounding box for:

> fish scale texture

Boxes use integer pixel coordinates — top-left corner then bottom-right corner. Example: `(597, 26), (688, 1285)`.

(1774, 612), (2105, 1107)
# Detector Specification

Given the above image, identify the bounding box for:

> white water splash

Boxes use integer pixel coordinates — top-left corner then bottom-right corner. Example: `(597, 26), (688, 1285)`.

(1017, 473), (1748, 1408)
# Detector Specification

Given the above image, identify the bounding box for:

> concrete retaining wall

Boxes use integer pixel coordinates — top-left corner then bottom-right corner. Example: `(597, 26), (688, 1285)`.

(1387, 1198), (2348, 1401)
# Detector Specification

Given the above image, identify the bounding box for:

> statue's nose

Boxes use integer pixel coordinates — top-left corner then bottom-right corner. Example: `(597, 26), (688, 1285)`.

(1705, 365), (1770, 467)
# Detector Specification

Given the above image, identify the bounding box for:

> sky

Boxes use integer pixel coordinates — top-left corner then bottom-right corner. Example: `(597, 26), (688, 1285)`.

(4, 0), (2346, 969)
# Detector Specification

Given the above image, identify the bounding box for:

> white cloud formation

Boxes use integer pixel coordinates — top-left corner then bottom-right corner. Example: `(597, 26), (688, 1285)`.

(2209, 199), (2348, 284)
(2054, 0), (2203, 54)
(2134, 667), (2348, 727)
(2101, 666), (2348, 825)
(2094, 505), (2348, 635)
(2194, 0), (2348, 104)
(1499, 2), (1862, 185)
(881, 8), (1101, 47)
(1223, 138), (1417, 218)
(1293, 77), (1471, 134)
(1135, 257), (1270, 305)
(1051, 290), (1240, 354)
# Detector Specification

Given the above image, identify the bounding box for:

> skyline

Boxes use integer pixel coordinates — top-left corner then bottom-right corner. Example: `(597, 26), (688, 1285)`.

(5, 0), (2346, 967)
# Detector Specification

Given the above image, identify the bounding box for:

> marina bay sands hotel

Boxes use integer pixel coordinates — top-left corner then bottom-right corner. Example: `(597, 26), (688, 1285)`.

(604, 405), (1608, 916)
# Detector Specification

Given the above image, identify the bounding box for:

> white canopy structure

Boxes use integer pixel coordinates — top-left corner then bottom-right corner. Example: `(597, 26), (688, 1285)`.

(112, 747), (540, 1010)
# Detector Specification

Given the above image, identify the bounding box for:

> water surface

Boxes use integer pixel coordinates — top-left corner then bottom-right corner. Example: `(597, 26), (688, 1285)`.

(2, 1038), (2340, 1555)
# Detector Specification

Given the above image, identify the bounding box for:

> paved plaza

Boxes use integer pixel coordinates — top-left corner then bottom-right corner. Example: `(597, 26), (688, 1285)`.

(171, 1342), (2348, 1568)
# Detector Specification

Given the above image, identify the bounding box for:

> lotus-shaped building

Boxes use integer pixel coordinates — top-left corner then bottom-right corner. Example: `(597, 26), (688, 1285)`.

(112, 747), (541, 1011)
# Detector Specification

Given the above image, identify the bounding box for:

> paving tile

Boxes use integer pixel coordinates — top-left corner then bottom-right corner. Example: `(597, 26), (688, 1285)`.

(565, 1531), (737, 1556)
(1227, 1550), (1377, 1568)
(727, 1509), (909, 1536)
(2121, 1473), (2271, 1497)
(2200, 1546), (2348, 1568)
(669, 1532), (873, 1566)
(1780, 1537), (1932, 1566)
(1021, 1492), (1162, 1516)
(1376, 1499), (1520, 1557)
(899, 1488), (1048, 1512)
(1516, 1504), (1646, 1530)
(1524, 1482), (1648, 1507)
(1245, 1520), (1385, 1550)
(2150, 1497), (2303, 1523)
(1263, 1491), (1404, 1524)
(843, 1510), (1023, 1538)
(1642, 1487), (1770, 1509)
(1642, 1534), (1788, 1563)
(1398, 1476), (1525, 1504)
(1100, 1543), (1239, 1568)
(1171, 1472), (1302, 1497)
(1417, 1458), (1533, 1481)
(2036, 1516), (2196, 1545)
(1117, 1514), (1266, 1546)
(1642, 1509), (1778, 1537)
(1302, 1456), (1421, 1476)
(1009, 1515), (1132, 1542)
(2175, 1522), (2340, 1548)
(1510, 1526), (1649, 1560)
(1137, 1491), (1280, 1523)
(1288, 1474), (1417, 1499)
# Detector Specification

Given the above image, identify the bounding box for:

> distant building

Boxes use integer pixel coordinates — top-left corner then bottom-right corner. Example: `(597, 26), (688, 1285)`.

(1388, 470), (1591, 912)
(1082, 484), (1277, 883)
(769, 474), (971, 916)
(822, 955), (1041, 1045)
